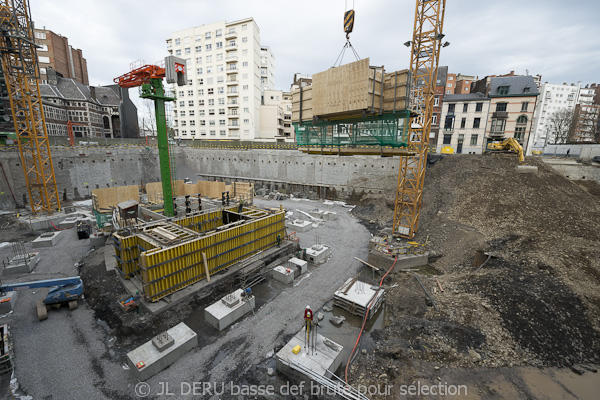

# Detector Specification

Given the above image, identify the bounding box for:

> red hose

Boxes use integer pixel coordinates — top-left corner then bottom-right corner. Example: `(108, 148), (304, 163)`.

(344, 255), (397, 383)
(50, 221), (67, 231)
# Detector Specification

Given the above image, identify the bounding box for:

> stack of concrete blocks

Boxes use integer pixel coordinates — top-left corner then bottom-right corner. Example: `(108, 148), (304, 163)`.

(204, 289), (256, 331)
(32, 232), (62, 248)
(4, 252), (40, 275)
(305, 244), (331, 264)
(275, 327), (344, 380)
(322, 211), (337, 221)
(285, 219), (312, 233)
(127, 322), (198, 381)
(333, 278), (385, 319)
(272, 257), (308, 284)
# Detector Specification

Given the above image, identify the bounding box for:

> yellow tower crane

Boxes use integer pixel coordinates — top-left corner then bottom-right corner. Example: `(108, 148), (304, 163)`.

(0, 0), (60, 214)
(393, 0), (447, 238)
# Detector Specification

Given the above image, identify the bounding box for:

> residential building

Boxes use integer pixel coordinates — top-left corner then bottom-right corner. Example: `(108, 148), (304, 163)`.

(445, 72), (456, 95)
(571, 104), (599, 143)
(484, 76), (540, 151)
(39, 70), (138, 138)
(167, 18), (274, 141)
(436, 92), (490, 154)
(291, 73), (312, 90)
(454, 74), (476, 95)
(430, 66), (448, 147)
(578, 85), (596, 106)
(259, 90), (293, 142)
(34, 28), (89, 85)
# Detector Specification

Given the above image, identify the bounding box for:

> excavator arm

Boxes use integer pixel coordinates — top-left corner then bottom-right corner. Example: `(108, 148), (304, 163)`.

(486, 138), (524, 164)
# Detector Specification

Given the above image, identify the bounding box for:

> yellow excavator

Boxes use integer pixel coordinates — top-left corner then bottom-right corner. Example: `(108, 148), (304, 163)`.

(485, 138), (524, 164)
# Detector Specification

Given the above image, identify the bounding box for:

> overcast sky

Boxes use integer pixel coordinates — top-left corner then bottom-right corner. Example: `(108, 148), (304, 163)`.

(32, 0), (600, 90)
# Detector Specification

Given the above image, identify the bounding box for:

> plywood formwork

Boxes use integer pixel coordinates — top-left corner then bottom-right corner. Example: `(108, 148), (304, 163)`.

(146, 180), (238, 204)
(112, 206), (286, 302)
(92, 185), (140, 213)
(292, 58), (408, 123)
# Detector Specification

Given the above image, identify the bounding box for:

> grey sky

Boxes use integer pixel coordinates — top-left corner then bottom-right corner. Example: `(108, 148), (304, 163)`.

(32, 0), (600, 91)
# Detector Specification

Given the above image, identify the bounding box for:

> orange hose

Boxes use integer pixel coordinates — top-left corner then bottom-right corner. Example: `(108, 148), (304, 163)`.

(344, 255), (397, 383)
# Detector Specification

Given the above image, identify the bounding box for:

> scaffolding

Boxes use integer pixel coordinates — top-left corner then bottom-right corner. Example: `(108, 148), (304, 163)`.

(294, 111), (410, 148)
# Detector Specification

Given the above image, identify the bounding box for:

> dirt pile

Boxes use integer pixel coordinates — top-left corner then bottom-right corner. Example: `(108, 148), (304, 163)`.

(350, 154), (600, 387)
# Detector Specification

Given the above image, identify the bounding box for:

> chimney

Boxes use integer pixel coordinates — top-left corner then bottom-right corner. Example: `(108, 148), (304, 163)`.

(90, 86), (96, 101)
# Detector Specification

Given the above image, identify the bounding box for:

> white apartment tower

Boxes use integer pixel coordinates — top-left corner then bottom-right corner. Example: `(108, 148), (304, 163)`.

(167, 18), (275, 141)
(528, 82), (581, 154)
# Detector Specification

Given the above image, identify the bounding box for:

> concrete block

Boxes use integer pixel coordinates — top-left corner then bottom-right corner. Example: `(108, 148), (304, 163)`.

(127, 322), (197, 381)
(308, 209), (324, 219)
(32, 231), (61, 248)
(322, 211), (337, 221)
(333, 278), (385, 319)
(4, 252), (40, 275)
(285, 219), (312, 233)
(276, 328), (343, 380)
(58, 217), (80, 229)
(272, 266), (294, 284)
(90, 233), (106, 249)
(204, 289), (255, 331)
(368, 250), (428, 271)
(288, 257), (308, 274)
(517, 165), (538, 174)
(0, 292), (17, 314)
(305, 244), (331, 264)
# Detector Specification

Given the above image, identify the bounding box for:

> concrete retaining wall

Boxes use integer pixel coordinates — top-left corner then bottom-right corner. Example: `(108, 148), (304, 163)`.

(542, 144), (600, 160)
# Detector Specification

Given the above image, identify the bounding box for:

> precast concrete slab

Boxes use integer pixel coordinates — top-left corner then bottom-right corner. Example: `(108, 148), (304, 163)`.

(368, 250), (429, 271)
(204, 289), (255, 331)
(276, 327), (343, 380)
(4, 252), (40, 275)
(288, 257), (308, 274)
(0, 292), (17, 314)
(127, 322), (197, 381)
(32, 232), (62, 248)
(58, 217), (80, 229)
(305, 244), (331, 264)
(272, 266), (294, 284)
(333, 277), (385, 319)
(286, 219), (313, 233)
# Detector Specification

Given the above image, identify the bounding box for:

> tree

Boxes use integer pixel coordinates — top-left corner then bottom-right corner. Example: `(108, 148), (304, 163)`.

(548, 108), (574, 144)
(138, 99), (156, 137)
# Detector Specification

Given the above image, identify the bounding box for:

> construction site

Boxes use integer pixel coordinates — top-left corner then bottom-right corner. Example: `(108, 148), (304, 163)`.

(0, 1), (599, 399)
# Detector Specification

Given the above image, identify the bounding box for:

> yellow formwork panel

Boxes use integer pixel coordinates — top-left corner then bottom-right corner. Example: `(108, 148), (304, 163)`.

(140, 211), (286, 302)
(173, 205), (241, 233)
(112, 233), (157, 278)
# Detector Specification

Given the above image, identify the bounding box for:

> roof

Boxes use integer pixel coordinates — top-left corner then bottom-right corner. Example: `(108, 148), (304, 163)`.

(443, 92), (489, 102)
(489, 76), (540, 97)
(40, 77), (121, 106)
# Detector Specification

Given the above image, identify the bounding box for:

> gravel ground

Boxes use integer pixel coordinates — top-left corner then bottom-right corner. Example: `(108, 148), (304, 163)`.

(0, 198), (371, 399)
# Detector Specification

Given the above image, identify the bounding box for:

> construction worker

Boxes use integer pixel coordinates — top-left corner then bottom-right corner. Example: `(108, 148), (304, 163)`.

(304, 305), (313, 332)
(277, 234), (282, 248)
(133, 290), (141, 314)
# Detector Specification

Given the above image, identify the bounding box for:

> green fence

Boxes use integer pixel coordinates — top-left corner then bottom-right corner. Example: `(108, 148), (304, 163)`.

(294, 111), (411, 147)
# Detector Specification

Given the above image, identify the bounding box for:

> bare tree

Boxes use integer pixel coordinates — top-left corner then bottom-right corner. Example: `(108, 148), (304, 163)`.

(548, 108), (574, 144)
(138, 99), (156, 136)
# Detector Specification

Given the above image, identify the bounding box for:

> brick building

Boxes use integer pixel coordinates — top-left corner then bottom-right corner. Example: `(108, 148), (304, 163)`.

(34, 28), (89, 85)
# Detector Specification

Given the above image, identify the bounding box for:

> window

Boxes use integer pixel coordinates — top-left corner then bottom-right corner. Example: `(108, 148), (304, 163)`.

(206, 44), (212, 51)
(181, 121), (186, 126)
(198, 79), (204, 85)
(497, 86), (509, 95)
(185, 47), (190, 54)
(443, 134), (451, 144)
(242, 24), (248, 31)
(470, 134), (478, 146)
(219, 109), (225, 115)
(448, 76), (454, 81)
(434, 97), (440, 106)
(242, 37), (248, 43)
(219, 120), (226, 126)
(196, 57), (202, 64)
(243, 107), (249, 113)
(217, 64), (224, 72)
(432, 115), (438, 125)
(475, 102), (483, 112)
(205, 32), (212, 39)
(179, 101), (185, 107)
(196, 46), (202, 53)
(217, 76), (224, 83)
(208, 99), (214, 106)
(244, 119), (250, 124)
(460, 117), (466, 129)
(217, 53), (223, 61)
(39, 56), (50, 63)
(190, 120), (195, 126)
(198, 89), (204, 95)
(188, 100), (194, 106)
(216, 42), (223, 49)
(200, 120), (206, 126)
(40, 67), (46, 74)
(218, 87), (224, 94)
(463, 103), (468, 113)
(243, 85), (249, 91)
(243, 96), (249, 102)
(521, 102), (529, 112)
(197, 67), (203, 75)
(473, 117), (481, 129)
(228, 40), (236, 47)
(242, 49), (248, 56)
(496, 102), (507, 112)
(189, 110), (195, 116)
(199, 99), (204, 106)
(448, 104), (455, 113)
(210, 130), (216, 136)
(206, 66), (212, 74)
(206, 55), (212, 62)
(523, 87), (530, 94)
(209, 109), (215, 115)
(243, 62), (249, 67)
(208, 88), (214, 95)
(516, 115), (528, 125)
(34, 32), (46, 39)
(446, 90), (452, 94)
(447, 83), (452, 88)
(195, 35), (202, 42)
(199, 110), (205, 116)
(216, 29), (222, 37)
(491, 119), (505, 133)
(207, 78), (213, 84)
(175, 38), (180, 45)
(39, 44), (48, 52)
(218, 98), (225, 105)
(175, 50), (181, 56)
(209, 120), (215, 126)
(180, 111), (186, 117)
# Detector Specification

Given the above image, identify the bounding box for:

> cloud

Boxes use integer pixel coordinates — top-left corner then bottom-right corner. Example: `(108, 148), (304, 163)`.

(30, 0), (600, 92)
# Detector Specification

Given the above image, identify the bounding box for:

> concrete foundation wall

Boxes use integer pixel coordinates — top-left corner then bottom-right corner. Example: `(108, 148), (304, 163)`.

(543, 160), (600, 183)
(542, 144), (600, 160)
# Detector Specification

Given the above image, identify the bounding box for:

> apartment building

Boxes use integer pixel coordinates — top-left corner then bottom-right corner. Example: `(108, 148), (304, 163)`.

(454, 74), (476, 95)
(34, 28), (88, 85)
(430, 66), (449, 147)
(436, 92), (490, 154)
(484, 76), (539, 151)
(445, 72), (457, 94)
(571, 104), (600, 142)
(167, 18), (275, 141)
(259, 90), (293, 142)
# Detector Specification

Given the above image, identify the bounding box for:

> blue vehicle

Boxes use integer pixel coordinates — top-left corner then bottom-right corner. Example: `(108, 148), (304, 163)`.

(0, 276), (84, 320)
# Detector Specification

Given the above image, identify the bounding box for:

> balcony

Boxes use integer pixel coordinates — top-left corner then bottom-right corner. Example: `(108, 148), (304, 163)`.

(225, 30), (237, 39)
(447, 111), (455, 116)
(489, 129), (505, 136)
(227, 91), (239, 97)
(228, 114), (239, 118)
(492, 111), (508, 119)
(226, 67), (238, 74)
(444, 126), (454, 132)
(225, 55), (238, 62)
(226, 79), (238, 85)
(228, 123), (240, 128)
(227, 103), (239, 107)
(226, 44), (238, 51)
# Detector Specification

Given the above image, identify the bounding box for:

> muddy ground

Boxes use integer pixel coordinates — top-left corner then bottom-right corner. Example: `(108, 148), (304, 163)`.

(349, 154), (600, 398)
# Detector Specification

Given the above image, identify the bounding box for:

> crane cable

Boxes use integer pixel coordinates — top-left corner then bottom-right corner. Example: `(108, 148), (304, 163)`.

(334, 1), (360, 67)
(344, 255), (397, 383)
